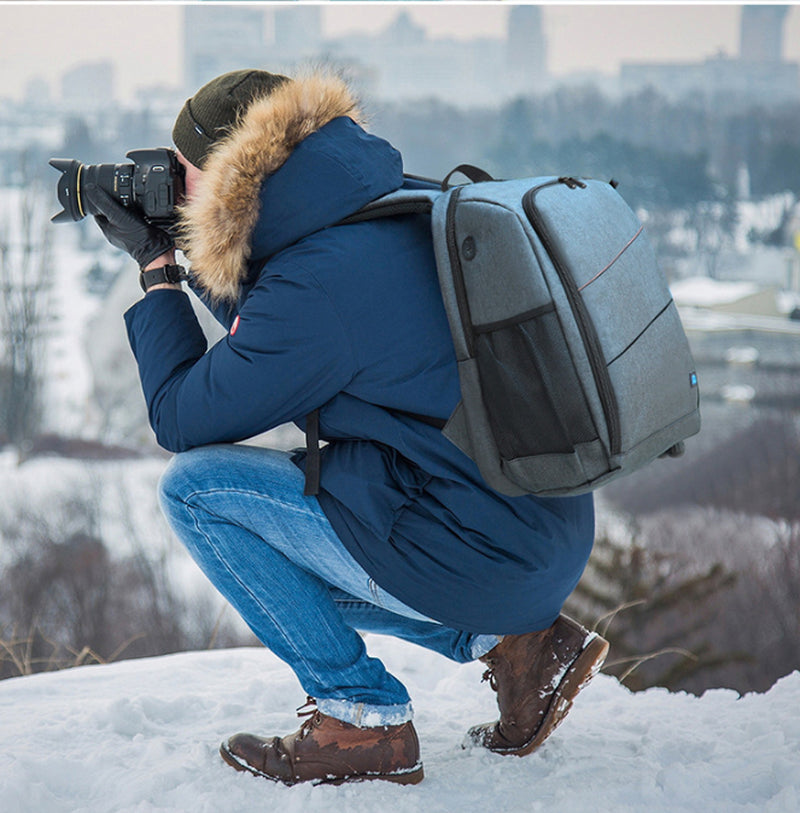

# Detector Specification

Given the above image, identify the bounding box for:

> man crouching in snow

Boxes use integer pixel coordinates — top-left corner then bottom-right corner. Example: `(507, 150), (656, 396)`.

(84, 69), (608, 786)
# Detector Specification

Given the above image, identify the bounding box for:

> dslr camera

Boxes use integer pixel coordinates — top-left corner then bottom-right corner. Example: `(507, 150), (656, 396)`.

(49, 148), (185, 228)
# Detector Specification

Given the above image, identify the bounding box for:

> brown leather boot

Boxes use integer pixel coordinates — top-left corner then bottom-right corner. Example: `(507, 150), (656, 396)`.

(219, 700), (424, 786)
(466, 614), (609, 756)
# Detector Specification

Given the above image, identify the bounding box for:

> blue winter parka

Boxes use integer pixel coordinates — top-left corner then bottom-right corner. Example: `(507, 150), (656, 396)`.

(124, 75), (594, 634)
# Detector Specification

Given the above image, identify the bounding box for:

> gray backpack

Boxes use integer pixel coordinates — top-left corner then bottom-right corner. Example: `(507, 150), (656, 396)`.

(336, 165), (701, 498)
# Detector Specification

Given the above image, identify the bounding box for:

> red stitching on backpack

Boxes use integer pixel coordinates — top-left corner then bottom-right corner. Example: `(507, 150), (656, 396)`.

(578, 225), (644, 293)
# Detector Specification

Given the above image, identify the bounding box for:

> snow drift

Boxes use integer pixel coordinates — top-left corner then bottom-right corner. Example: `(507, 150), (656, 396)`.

(0, 636), (797, 812)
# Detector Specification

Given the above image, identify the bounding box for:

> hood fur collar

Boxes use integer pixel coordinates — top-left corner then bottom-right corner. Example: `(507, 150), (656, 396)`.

(178, 73), (363, 303)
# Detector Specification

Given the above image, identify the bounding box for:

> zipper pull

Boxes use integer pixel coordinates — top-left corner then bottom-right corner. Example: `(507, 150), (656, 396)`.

(558, 176), (587, 190)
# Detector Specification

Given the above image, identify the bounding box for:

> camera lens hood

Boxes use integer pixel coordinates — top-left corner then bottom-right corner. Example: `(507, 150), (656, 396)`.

(49, 158), (85, 222)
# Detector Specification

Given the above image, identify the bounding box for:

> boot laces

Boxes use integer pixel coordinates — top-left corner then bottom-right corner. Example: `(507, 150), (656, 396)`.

(481, 667), (498, 692)
(295, 696), (322, 740)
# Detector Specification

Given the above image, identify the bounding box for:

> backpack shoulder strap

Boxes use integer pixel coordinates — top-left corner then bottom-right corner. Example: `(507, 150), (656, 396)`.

(339, 186), (441, 225)
(340, 165), (496, 226)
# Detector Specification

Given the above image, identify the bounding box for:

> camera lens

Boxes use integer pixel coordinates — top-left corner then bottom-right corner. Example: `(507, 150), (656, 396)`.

(82, 163), (133, 213)
(48, 159), (133, 223)
(50, 148), (181, 226)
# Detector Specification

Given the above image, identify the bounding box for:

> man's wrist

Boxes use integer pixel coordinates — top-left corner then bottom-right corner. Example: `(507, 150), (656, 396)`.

(143, 250), (176, 271)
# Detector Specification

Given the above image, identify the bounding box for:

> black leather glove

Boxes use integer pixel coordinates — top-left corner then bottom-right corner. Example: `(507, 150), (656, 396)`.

(84, 183), (174, 268)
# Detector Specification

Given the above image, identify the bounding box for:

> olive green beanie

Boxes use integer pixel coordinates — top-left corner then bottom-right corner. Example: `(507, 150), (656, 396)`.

(172, 69), (290, 168)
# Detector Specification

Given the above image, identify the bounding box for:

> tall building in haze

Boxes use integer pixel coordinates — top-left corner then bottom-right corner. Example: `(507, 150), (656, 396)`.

(507, 5), (548, 93)
(740, 5), (788, 64)
(621, 5), (798, 106)
(184, 5), (266, 91)
(182, 3), (553, 106)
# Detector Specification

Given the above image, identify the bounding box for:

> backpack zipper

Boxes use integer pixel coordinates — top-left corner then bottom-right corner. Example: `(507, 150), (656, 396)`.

(522, 179), (621, 457)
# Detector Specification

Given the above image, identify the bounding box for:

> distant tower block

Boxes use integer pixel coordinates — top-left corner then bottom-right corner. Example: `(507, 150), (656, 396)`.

(273, 5), (323, 60)
(740, 5), (788, 64)
(507, 5), (548, 90)
(184, 5), (267, 91)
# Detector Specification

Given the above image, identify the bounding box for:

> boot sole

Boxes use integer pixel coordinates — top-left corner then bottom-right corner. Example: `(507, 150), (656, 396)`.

(482, 633), (610, 757)
(219, 740), (425, 786)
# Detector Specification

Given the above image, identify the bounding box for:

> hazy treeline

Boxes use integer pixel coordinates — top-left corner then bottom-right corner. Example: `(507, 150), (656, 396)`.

(374, 85), (800, 210)
(0, 471), (254, 681)
(568, 501), (800, 696)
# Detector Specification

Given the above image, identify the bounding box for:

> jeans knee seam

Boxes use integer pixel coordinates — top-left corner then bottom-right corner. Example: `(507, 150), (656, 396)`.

(183, 487), (319, 517)
(179, 490), (329, 540)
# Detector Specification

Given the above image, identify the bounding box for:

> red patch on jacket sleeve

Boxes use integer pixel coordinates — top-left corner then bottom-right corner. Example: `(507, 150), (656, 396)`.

(230, 315), (240, 336)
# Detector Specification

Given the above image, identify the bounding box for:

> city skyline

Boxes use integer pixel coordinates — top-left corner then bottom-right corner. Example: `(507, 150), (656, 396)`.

(2, 4), (800, 103)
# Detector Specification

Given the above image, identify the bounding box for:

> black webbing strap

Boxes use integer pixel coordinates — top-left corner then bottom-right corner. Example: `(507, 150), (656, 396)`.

(303, 409), (321, 496)
(301, 407), (445, 496)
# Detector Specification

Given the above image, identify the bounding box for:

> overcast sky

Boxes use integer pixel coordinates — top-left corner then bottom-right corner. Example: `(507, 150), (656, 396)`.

(1, 3), (799, 102)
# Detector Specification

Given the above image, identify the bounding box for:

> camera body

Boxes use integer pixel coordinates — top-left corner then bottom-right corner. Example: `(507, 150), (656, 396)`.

(49, 148), (185, 227)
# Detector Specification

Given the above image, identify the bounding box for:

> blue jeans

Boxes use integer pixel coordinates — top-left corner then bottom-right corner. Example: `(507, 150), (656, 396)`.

(158, 444), (500, 727)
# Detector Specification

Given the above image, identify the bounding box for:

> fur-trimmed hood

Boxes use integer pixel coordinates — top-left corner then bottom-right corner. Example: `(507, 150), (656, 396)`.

(178, 73), (403, 303)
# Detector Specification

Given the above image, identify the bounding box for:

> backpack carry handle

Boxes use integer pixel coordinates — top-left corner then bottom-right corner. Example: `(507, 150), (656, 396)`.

(441, 164), (495, 191)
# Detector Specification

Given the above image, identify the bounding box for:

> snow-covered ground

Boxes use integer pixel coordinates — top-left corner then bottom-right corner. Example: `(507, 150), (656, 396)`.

(0, 639), (797, 813)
